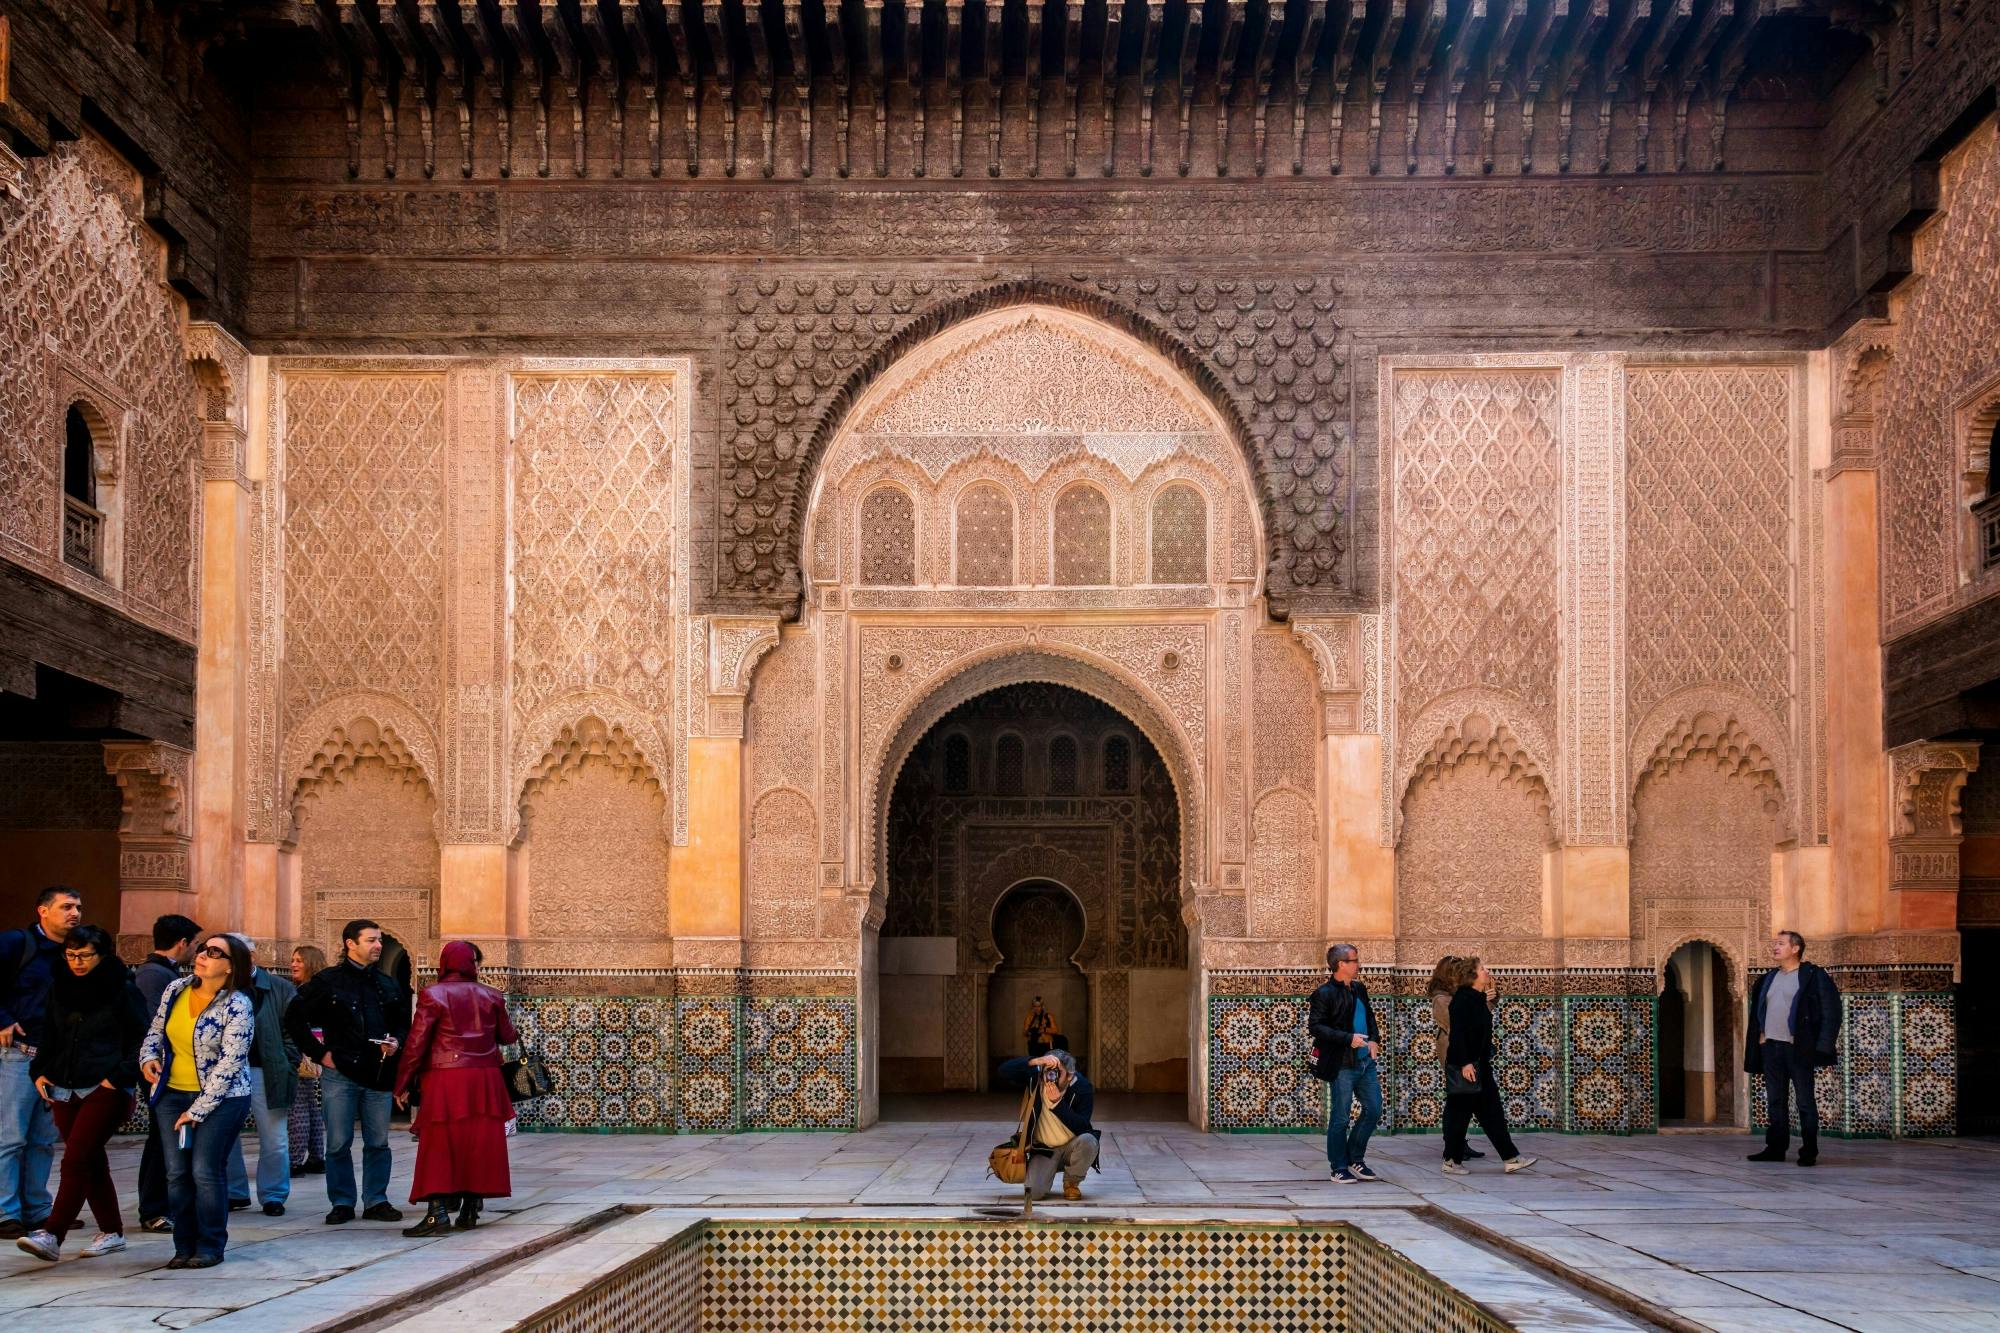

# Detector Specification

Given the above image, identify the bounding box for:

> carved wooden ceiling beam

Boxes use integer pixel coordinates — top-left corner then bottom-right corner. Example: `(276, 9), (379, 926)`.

(1288, 0), (1328, 174)
(1477, 0), (1529, 172)
(1596, 0), (1653, 171)
(1096, 0), (1122, 176)
(1324, 0), (1365, 172)
(1439, 0), (1491, 175)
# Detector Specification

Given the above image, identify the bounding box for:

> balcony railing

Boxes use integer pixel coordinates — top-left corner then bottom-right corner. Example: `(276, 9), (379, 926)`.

(63, 493), (103, 577)
(1977, 492), (2000, 575)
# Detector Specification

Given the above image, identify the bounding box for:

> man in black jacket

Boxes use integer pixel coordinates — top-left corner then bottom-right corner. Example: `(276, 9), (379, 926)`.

(0, 886), (82, 1238)
(132, 913), (201, 1232)
(1309, 943), (1383, 1184)
(285, 920), (410, 1224)
(1743, 930), (1843, 1167)
(1023, 1050), (1098, 1201)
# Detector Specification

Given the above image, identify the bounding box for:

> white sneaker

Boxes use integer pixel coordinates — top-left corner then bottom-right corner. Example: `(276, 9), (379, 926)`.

(14, 1229), (59, 1261)
(80, 1232), (127, 1257)
(1503, 1155), (1537, 1174)
(1442, 1160), (1471, 1176)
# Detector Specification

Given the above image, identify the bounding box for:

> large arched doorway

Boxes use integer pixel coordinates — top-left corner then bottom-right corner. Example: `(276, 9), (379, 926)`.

(876, 682), (1190, 1113)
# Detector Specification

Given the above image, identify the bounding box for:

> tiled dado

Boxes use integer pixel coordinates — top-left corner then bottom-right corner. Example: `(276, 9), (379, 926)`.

(1749, 988), (1956, 1138)
(496, 969), (860, 1133)
(1207, 970), (1655, 1135)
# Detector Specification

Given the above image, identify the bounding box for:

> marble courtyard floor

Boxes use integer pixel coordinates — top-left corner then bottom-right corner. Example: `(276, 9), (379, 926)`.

(3, 1112), (1998, 1332)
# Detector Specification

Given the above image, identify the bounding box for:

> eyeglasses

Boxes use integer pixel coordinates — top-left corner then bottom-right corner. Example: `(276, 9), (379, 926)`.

(196, 945), (231, 961)
(63, 952), (99, 964)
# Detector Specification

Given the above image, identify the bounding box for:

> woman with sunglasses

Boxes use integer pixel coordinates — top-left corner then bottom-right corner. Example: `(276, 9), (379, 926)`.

(138, 932), (256, 1268)
(16, 925), (148, 1262)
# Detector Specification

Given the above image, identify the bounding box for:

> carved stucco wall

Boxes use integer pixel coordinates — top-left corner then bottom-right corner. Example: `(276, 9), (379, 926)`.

(745, 629), (822, 941)
(1626, 362), (1807, 844)
(0, 134), (201, 640)
(1387, 366), (1561, 870)
(293, 757), (440, 959)
(277, 371), (448, 742)
(261, 360), (692, 898)
(522, 755), (670, 942)
(1398, 762), (1551, 963)
(1880, 121), (2000, 638)
(1248, 630), (1321, 940)
(1630, 757), (1776, 976)
(731, 278), (1343, 613)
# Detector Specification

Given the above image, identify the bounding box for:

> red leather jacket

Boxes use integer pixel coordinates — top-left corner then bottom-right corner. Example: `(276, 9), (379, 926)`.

(393, 980), (519, 1099)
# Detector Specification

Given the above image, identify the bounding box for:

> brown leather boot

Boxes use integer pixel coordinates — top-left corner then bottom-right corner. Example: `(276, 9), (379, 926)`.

(1062, 1181), (1082, 1201)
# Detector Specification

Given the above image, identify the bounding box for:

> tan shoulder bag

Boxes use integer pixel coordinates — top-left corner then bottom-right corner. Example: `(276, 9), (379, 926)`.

(986, 1086), (1038, 1185)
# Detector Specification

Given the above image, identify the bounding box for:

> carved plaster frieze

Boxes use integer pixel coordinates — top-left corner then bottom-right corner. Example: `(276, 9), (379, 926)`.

(1628, 688), (1795, 842)
(282, 692), (442, 840)
(1395, 689), (1559, 846)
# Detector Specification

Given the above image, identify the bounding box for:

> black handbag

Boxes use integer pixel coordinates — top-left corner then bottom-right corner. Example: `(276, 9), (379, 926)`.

(501, 1048), (555, 1103)
(1446, 1065), (1480, 1097)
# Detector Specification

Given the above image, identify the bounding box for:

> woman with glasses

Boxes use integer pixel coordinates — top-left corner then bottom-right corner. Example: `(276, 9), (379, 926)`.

(392, 941), (519, 1236)
(138, 932), (256, 1268)
(286, 945), (329, 1175)
(15, 925), (148, 1262)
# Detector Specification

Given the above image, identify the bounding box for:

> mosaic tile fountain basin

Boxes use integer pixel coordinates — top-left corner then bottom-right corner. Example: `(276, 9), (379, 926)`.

(522, 1217), (1515, 1332)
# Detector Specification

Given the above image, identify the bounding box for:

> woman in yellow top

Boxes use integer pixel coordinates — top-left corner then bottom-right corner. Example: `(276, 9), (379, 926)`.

(138, 933), (256, 1269)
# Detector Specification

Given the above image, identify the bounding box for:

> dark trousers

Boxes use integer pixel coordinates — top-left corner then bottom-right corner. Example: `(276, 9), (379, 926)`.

(48, 1086), (133, 1240)
(137, 1113), (168, 1221)
(155, 1089), (253, 1261)
(1442, 1060), (1519, 1163)
(1761, 1039), (1819, 1153)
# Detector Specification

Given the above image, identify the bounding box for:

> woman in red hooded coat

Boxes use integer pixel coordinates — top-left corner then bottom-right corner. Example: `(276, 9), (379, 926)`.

(392, 941), (519, 1236)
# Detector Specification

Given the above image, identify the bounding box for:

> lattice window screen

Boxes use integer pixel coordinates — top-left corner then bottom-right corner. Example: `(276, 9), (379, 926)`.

(995, 734), (1025, 795)
(1052, 485), (1112, 585)
(944, 733), (972, 793)
(955, 484), (1015, 585)
(858, 486), (916, 585)
(1048, 735), (1079, 794)
(1102, 735), (1132, 793)
(1150, 485), (1208, 583)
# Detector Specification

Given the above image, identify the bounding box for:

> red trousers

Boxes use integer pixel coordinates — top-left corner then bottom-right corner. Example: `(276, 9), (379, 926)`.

(49, 1085), (133, 1240)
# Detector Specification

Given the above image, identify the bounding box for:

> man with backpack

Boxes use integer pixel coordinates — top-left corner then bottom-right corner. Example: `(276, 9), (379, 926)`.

(0, 886), (83, 1237)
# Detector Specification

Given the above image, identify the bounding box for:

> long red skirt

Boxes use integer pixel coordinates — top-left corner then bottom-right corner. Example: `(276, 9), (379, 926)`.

(408, 1066), (515, 1202)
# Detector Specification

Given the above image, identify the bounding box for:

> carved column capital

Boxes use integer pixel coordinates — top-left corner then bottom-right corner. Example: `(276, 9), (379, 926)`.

(1889, 739), (1981, 840)
(0, 139), (26, 201)
(185, 322), (252, 488)
(1829, 318), (1896, 477)
(1289, 614), (1375, 736)
(704, 615), (782, 738)
(102, 740), (195, 898)
(1887, 739), (1981, 902)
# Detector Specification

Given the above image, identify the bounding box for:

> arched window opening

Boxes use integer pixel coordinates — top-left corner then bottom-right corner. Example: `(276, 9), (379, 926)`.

(858, 486), (917, 585)
(1150, 484), (1207, 583)
(995, 733), (1025, 796)
(1052, 484), (1111, 585)
(62, 404), (103, 576)
(1048, 735), (1078, 794)
(955, 483), (1015, 585)
(943, 733), (973, 793)
(1979, 417), (2000, 573)
(1101, 734), (1132, 794)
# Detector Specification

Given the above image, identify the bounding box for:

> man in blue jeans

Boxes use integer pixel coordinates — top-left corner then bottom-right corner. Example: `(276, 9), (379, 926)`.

(285, 921), (408, 1224)
(1308, 943), (1383, 1184)
(224, 935), (300, 1216)
(0, 887), (82, 1238)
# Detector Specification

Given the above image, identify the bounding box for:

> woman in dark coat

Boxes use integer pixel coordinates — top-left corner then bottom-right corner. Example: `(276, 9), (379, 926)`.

(18, 925), (149, 1261)
(392, 941), (519, 1236)
(1441, 957), (1537, 1176)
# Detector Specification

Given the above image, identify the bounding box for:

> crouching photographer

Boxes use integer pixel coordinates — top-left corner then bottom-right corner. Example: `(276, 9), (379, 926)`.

(1024, 1050), (1099, 1202)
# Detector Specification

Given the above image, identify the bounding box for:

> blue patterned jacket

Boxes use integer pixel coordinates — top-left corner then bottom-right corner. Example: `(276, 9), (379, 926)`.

(139, 977), (255, 1121)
